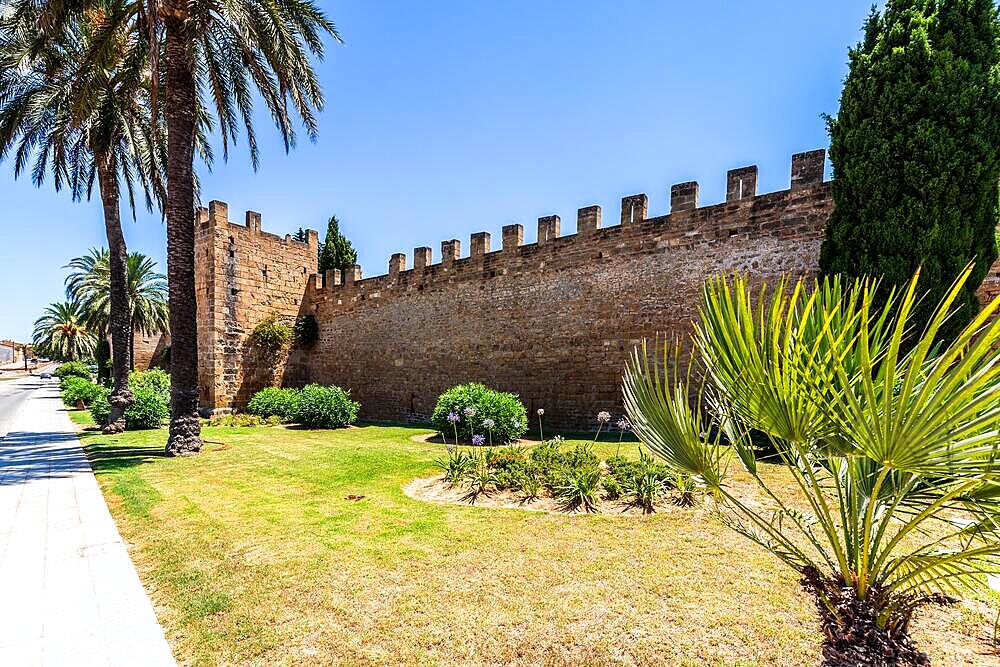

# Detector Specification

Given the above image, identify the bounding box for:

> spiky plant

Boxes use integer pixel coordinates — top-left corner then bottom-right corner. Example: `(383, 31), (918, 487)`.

(623, 266), (1000, 666)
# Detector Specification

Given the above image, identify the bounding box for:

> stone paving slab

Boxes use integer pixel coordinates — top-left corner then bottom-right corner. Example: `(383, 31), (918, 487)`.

(0, 380), (175, 666)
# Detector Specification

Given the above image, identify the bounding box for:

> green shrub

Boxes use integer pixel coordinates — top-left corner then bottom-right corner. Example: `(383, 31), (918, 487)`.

(292, 314), (319, 348)
(461, 453), (496, 503)
(125, 384), (169, 430)
(295, 384), (359, 428)
(250, 315), (292, 353)
(247, 387), (301, 422)
(435, 450), (476, 487)
(61, 376), (102, 406)
(208, 413), (283, 428)
(602, 476), (624, 500)
(55, 361), (90, 380)
(554, 466), (601, 513)
(129, 368), (170, 398)
(89, 386), (111, 425)
(431, 383), (527, 444)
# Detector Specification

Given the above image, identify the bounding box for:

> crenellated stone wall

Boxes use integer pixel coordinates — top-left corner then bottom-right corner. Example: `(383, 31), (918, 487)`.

(195, 201), (319, 412)
(199, 149), (1000, 429)
(196, 151), (837, 424)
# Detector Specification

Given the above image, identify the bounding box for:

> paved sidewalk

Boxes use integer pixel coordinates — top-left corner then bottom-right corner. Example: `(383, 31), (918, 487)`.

(0, 380), (175, 666)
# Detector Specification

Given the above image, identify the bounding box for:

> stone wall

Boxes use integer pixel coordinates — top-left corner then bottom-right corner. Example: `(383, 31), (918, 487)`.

(275, 150), (833, 430)
(131, 332), (170, 371)
(195, 201), (319, 412)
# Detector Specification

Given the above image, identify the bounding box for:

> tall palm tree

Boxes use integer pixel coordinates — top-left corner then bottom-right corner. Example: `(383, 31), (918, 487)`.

(151, 0), (339, 455)
(66, 248), (169, 370)
(0, 2), (163, 433)
(9, 0), (339, 453)
(33, 300), (97, 361)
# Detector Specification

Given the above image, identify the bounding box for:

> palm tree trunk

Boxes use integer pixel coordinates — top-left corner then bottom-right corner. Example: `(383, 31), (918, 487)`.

(129, 319), (135, 371)
(95, 149), (133, 434)
(163, 0), (202, 456)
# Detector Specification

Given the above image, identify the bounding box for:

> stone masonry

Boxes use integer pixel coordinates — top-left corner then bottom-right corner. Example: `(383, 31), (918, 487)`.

(194, 202), (318, 411)
(194, 148), (1000, 429)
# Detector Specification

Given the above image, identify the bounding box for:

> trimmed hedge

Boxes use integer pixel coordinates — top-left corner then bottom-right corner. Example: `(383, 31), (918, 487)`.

(247, 387), (301, 422)
(431, 382), (528, 445)
(295, 384), (359, 428)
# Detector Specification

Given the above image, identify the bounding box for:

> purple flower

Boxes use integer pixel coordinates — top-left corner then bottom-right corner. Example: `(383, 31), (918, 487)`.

(617, 417), (631, 431)
(472, 434), (486, 446)
(447, 412), (460, 424)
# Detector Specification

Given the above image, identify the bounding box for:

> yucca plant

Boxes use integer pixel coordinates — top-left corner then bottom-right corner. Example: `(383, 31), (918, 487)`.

(623, 266), (1000, 666)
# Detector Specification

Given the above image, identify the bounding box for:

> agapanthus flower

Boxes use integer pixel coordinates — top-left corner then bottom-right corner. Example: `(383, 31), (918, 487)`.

(537, 408), (545, 416)
(472, 434), (486, 446)
(464, 406), (477, 418)
(482, 418), (495, 430)
(597, 411), (611, 423)
(616, 417), (631, 431)
(447, 412), (460, 423)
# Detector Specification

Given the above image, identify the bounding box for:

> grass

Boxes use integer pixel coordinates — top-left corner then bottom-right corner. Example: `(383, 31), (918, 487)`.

(72, 412), (1000, 666)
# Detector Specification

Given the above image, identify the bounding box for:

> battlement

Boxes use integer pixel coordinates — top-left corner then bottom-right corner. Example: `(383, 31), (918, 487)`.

(198, 199), (319, 250)
(306, 149), (828, 299)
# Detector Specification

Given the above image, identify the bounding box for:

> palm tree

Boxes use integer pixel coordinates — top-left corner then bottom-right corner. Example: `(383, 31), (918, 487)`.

(623, 267), (1000, 665)
(66, 248), (169, 370)
(0, 2), (163, 433)
(155, 0), (340, 455)
(10, 0), (339, 453)
(33, 300), (97, 361)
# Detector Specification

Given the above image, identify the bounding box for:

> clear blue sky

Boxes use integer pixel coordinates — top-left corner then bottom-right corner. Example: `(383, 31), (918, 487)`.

(0, 1), (877, 343)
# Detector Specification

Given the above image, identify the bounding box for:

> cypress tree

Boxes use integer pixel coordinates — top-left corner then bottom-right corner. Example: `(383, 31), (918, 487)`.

(819, 0), (1000, 341)
(318, 216), (358, 274)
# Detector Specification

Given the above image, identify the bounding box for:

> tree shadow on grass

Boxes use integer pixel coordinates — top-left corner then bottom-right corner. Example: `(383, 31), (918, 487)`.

(85, 444), (166, 474)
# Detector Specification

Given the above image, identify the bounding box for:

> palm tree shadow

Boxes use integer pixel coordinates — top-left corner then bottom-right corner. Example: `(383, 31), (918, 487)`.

(86, 445), (165, 473)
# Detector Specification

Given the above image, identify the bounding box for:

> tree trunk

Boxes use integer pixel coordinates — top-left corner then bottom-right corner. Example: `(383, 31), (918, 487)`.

(800, 567), (937, 667)
(163, 0), (202, 456)
(95, 149), (133, 434)
(130, 319), (135, 371)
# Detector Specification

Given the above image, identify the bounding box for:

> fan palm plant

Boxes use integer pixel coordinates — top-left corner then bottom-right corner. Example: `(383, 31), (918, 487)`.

(623, 266), (1000, 666)
(66, 248), (168, 369)
(33, 300), (97, 361)
(0, 2), (164, 432)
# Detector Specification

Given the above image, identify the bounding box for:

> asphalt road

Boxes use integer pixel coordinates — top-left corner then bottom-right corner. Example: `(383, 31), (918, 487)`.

(0, 374), (50, 439)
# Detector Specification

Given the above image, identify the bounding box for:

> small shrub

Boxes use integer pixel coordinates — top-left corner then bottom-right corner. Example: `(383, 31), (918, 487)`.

(250, 315), (292, 353)
(208, 413), (282, 427)
(130, 368), (170, 397)
(515, 470), (542, 501)
(61, 376), (102, 407)
(462, 453), (496, 503)
(247, 387), (300, 422)
(435, 450), (475, 487)
(89, 386), (111, 425)
(55, 361), (90, 380)
(602, 476), (624, 500)
(487, 445), (527, 471)
(295, 384), (359, 428)
(631, 469), (668, 514)
(292, 314), (319, 348)
(554, 466), (601, 513)
(671, 472), (699, 507)
(431, 383), (527, 445)
(125, 384), (169, 430)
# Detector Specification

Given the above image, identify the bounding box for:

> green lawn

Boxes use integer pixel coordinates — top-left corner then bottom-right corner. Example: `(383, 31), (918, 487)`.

(70, 412), (1000, 666)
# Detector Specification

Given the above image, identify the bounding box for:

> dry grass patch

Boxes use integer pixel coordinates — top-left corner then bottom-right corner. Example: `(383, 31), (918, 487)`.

(71, 413), (1000, 666)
